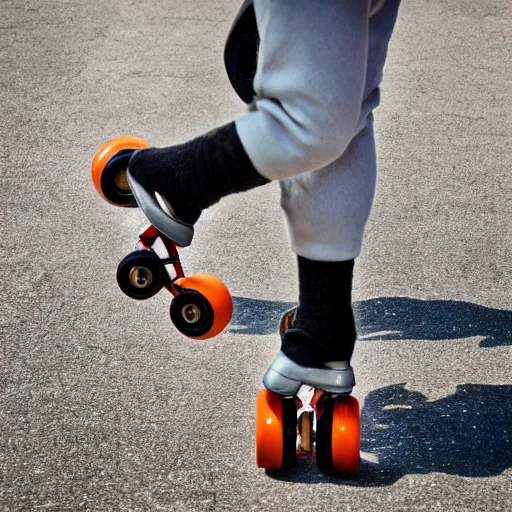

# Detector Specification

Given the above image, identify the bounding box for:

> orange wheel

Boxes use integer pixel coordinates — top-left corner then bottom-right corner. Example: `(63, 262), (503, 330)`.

(316, 395), (360, 477)
(170, 274), (232, 340)
(331, 395), (360, 477)
(256, 390), (296, 470)
(91, 136), (149, 206)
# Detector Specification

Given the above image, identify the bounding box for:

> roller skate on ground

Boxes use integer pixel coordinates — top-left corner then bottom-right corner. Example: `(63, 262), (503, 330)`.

(256, 308), (360, 477)
(92, 136), (232, 340)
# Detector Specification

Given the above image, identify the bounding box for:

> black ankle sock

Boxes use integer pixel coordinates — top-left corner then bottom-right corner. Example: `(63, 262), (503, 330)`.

(282, 256), (357, 367)
(128, 122), (269, 224)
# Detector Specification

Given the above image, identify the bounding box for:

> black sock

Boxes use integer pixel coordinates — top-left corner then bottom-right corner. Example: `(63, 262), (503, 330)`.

(128, 122), (269, 224)
(281, 256), (357, 367)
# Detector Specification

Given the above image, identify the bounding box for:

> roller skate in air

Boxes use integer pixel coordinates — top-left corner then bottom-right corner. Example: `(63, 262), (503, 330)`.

(92, 136), (232, 340)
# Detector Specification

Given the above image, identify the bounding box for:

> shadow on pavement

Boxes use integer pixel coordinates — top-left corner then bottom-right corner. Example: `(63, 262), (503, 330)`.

(267, 383), (512, 486)
(229, 296), (295, 336)
(230, 296), (512, 347)
(355, 297), (511, 347)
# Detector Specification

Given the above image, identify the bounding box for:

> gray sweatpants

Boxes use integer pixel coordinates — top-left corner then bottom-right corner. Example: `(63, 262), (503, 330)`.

(235, 0), (401, 261)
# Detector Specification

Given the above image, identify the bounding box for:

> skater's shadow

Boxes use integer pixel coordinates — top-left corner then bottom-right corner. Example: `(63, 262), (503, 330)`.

(267, 383), (512, 486)
(230, 296), (512, 347)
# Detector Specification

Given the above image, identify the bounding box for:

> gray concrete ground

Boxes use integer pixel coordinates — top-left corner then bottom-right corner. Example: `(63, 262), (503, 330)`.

(1, 1), (511, 510)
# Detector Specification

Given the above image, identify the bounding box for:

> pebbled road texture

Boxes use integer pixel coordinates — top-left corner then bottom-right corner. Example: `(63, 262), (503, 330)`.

(1, 1), (511, 511)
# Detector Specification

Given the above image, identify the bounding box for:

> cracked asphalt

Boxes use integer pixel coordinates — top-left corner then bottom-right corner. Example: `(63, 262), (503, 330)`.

(1, 1), (511, 511)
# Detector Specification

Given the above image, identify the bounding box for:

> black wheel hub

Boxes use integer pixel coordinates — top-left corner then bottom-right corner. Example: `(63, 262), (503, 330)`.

(117, 251), (164, 300)
(170, 289), (214, 338)
(101, 149), (137, 206)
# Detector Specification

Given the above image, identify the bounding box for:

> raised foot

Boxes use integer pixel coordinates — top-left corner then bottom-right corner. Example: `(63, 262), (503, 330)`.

(126, 172), (195, 248)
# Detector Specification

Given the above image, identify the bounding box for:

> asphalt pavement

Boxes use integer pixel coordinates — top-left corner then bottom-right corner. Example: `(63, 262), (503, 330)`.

(1, 1), (511, 511)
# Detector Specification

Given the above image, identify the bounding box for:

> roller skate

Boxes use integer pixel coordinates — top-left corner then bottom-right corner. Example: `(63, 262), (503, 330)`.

(91, 136), (232, 340)
(255, 309), (360, 476)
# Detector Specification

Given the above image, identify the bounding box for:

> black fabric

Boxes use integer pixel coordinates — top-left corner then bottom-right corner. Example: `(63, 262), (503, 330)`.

(224, 0), (259, 103)
(281, 329), (325, 368)
(281, 257), (357, 366)
(128, 122), (269, 225)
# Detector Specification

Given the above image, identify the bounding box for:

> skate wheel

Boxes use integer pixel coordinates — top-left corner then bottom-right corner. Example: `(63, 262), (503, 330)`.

(116, 250), (165, 300)
(255, 390), (297, 470)
(316, 395), (360, 477)
(92, 136), (149, 206)
(170, 274), (232, 340)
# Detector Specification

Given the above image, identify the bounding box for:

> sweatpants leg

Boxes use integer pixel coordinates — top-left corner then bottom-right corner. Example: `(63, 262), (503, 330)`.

(235, 0), (370, 180)
(280, 117), (377, 262)
(278, 0), (401, 262)
(234, 0), (400, 261)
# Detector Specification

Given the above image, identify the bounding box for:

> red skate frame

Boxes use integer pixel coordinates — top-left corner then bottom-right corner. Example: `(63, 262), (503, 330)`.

(136, 224), (185, 296)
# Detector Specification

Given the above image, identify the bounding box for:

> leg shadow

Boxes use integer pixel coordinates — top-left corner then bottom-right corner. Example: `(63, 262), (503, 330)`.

(355, 297), (512, 347)
(230, 296), (512, 347)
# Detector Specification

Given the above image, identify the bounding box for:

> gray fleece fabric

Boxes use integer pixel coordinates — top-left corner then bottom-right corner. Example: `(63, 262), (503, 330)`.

(235, 0), (401, 261)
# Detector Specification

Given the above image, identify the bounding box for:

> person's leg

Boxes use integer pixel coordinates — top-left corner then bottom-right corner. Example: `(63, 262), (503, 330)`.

(280, 258), (356, 368)
(128, 123), (268, 227)
(236, 0), (369, 179)
(127, 0), (370, 244)
(278, 118), (376, 371)
(280, 117), (377, 263)
(272, 0), (402, 377)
